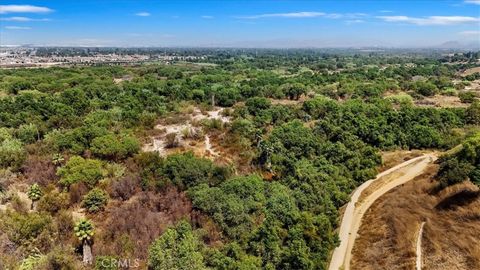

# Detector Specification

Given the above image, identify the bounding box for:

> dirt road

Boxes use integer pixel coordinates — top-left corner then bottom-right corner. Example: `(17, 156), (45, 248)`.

(328, 154), (436, 270)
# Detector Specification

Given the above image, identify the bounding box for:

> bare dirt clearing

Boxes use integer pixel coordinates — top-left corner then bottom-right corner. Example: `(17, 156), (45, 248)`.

(460, 67), (480, 77)
(142, 107), (231, 162)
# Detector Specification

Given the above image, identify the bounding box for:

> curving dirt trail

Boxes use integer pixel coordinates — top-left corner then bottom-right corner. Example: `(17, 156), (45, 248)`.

(328, 154), (437, 270)
(416, 222), (426, 270)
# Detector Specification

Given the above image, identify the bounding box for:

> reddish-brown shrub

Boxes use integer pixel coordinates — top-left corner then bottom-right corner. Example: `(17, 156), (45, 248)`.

(68, 182), (89, 205)
(108, 174), (141, 201)
(22, 155), (58, 186)
(93, 188), (192, 260)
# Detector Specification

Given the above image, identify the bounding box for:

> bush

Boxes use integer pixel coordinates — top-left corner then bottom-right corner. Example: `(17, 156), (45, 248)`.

(459, 91), (477, 103)
(0, 211), (52, 245)
(83, 188), (109, 213)
(148, 221), (207, 270)
(413, 81), (438, 96)
(15, 123), (39, 144)
(0, 138), (26, 171)
(165, 133), (179, 148)
(90, 133), (140, 160)
(437, 157), (474, 187)
(245, 97), (271, 116)
(57, 156), (104, 187)
(109, 174), (141, 201)
(37, 187), (70, 214)
(161, 152), (229, 189)
(466, 102), (480, 125)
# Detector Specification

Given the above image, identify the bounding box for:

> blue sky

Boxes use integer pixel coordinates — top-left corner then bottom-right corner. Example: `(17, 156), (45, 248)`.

(0, 0), (479, 47)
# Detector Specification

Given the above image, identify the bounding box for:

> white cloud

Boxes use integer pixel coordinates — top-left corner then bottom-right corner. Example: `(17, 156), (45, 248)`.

(465, 0), (480, 5)
(0, 16), (50, 22)
(0, 5), (53, 14)
(135, 12), (151, 17)
(5, 26), (32, 30)
(378, 15), (480, 25)
(379, 10), (393, 13)
(346, 19), (365, 24)
(237, 11), (367, 20)
(237, 11), (326, 19)
(201, 15), (214, 19)
(459, 30), (480, 36)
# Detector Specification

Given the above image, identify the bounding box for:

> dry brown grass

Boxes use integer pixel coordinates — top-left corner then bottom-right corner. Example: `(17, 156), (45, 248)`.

(461, 67), (480, 77)
(351, 164), (480, 270)
(379, 150), (424, 172)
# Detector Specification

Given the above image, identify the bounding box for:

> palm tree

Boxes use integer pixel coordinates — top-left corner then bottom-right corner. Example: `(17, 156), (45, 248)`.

(27, 183), (42, 210)
(74, 219), (94, 265)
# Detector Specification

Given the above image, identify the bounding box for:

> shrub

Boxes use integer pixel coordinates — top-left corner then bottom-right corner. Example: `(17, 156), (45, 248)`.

(466, 102), (480, 124)
(37, 187), (70, 214)
(165, 133), (179, 148)
(15, 123), (39, 144)
(57, 156), (104, 187)
(459, 91), (477, 103)
(90, 133), (140, 160)
(437, 157), (474, 187)
(0, 138), (26, 171)
(0, 211), (52, 245)
(83, 188), (109, 213)
(161, 152), (229, 189)
(109, 174), (140, 201)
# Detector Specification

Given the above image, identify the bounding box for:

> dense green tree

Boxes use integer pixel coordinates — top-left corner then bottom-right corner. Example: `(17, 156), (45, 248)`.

(148, 221), (207, 270)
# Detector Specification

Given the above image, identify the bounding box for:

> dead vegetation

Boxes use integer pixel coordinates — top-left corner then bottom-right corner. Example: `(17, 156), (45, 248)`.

(351, 164), (480, 270)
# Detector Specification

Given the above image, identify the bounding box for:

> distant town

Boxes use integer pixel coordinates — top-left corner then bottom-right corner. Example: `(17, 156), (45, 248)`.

(0, 47), (205, 68)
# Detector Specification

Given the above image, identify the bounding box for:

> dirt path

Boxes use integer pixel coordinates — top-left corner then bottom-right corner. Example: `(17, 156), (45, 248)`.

(416, 222), (426, 270)
(328, 154), (437, 270)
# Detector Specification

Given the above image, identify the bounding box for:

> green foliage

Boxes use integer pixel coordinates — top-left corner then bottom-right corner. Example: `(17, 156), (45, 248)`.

(0, 138), (26, 170)
(459, 91), (477, 103)
(282, 83), (307, 100)
(15, 123), (39, 144)
(412, 80), (438, 96)
(90, 132), (140, 160)
(37, 188), (70, 214)
(466, 101), (480, 125)
(27, 183), (43, 202)
(57, 156), (104, 187)
(437, 132), (480, 187)
(19, 254), (45, 270)
(437, 157), (474, 187)
(245, 97), (271, 116)
(74, 219), (94, 242)
(0, 211), (52, 245)
(160, 152), (229, 190)
(82, 188), (108, 213)
(189, 175), (266, 239)
(148, 220), (207, 270)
